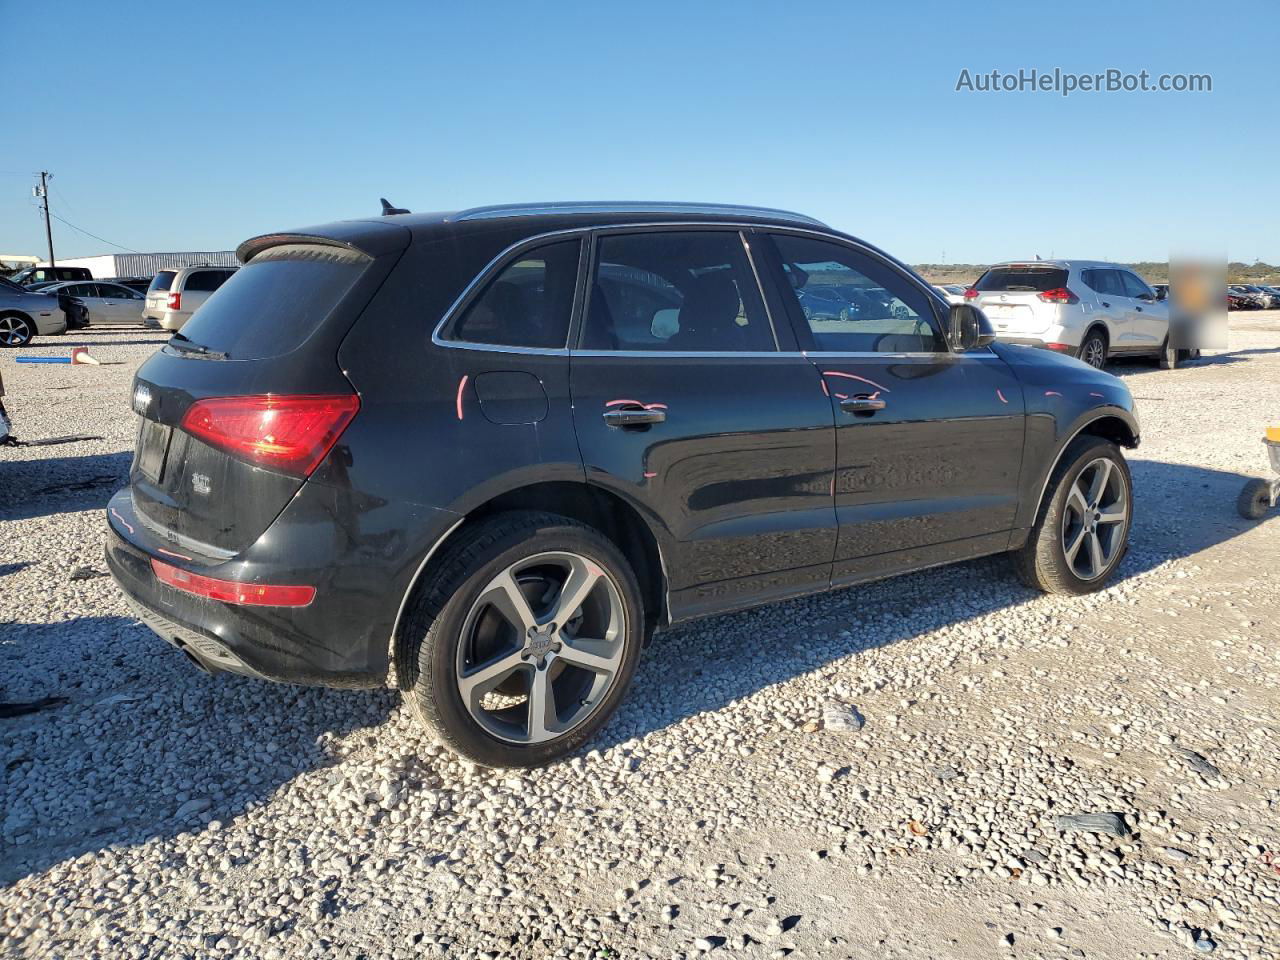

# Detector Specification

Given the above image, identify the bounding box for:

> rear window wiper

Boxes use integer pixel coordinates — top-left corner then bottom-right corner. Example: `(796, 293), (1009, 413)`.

(167, 332), (230, 360)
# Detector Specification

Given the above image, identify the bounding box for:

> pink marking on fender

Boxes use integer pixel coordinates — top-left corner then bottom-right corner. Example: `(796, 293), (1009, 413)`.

(157, 547), (192, 561)
(822, 370), (891, 392)
(1044, 390), (1063, 397)
(996, 389), (1008, 404)
(455, 374), (469, 420)
(110, 507), (134, 535)
(820, 380), (829, 397)
(643, 471), (657, 479)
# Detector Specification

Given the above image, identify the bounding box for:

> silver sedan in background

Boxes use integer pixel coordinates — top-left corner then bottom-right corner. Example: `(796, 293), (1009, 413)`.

(40, 280), (146, 327)
(0, 277), (68, 347)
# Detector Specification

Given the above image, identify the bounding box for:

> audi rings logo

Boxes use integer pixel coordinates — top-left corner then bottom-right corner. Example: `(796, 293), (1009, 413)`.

(132, 382), (152, 416)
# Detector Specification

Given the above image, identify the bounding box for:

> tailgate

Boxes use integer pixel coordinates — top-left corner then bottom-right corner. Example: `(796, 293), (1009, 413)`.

(128, 240), (399, 557)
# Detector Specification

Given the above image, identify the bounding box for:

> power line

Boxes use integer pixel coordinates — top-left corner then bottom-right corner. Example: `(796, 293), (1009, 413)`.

(45, 211), (141, 254)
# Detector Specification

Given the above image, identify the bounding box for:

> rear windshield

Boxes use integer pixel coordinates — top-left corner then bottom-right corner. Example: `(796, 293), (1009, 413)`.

(149, 271), (177, 293)
(173, 244), (369, 360)
(974, 266), (1069, 293)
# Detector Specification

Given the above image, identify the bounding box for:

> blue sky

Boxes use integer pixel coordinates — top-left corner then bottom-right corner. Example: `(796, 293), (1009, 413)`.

(1, 0), (1269, 264)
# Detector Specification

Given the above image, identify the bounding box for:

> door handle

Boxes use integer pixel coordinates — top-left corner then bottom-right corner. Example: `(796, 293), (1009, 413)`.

(839, 396), (886, 415)
(1135, 306), (1143, 312)
(1101, 301), (1111, 308)
(603, 408), (666, 427)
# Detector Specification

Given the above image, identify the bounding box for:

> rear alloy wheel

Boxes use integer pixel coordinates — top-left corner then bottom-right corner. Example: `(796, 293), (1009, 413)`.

(397, 512), (644, 767)
(0, 314), (34, 348)
(1013, 436), (1132, 594)
(1079, 330), (1107, 369)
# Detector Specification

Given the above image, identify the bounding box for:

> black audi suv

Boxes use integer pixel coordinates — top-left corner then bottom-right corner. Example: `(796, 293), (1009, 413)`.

(106, 202), (1139, 767)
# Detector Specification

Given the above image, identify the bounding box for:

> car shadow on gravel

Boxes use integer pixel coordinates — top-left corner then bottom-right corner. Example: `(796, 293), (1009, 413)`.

(0, 463), (1261, 886)
(596, 459), (1264, 753)
(0, 451), (130, 521)
(0, 615), (396, 886)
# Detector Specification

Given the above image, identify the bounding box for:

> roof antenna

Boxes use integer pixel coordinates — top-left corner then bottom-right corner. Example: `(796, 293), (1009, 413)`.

(380, 198), (410, 216)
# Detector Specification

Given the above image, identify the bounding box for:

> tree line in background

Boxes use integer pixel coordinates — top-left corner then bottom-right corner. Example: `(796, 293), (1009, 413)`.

(915, 262), (1280, 286)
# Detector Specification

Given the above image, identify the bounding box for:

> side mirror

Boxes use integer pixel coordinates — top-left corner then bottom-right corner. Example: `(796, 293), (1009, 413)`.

(947, 303), (996, 352)
(1136, 292), (1154, 302)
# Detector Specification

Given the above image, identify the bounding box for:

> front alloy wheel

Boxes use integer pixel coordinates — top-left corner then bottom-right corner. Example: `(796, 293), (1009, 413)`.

(1012, 436), (1132, 595)
(1060, 458), (1128, 580)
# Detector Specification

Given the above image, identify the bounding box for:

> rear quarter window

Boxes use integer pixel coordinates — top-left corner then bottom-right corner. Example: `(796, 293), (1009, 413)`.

(182, 270), (235, 292)
(173, 245), (369, 360)
(148, 271), (177, 293)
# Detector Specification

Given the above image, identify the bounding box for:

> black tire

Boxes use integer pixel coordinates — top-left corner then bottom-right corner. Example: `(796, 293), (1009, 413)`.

(1237, 478), (1272, 520)
(395, 511), (645, 767)
(1079, 329), (1108, 369)
(0, 313), (34, 348)
(1012, 436), (1132, 595)
(1158, 337), (1178, 370)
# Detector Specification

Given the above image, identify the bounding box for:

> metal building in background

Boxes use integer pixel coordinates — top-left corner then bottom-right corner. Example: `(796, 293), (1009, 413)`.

(33, 251), (238, 278)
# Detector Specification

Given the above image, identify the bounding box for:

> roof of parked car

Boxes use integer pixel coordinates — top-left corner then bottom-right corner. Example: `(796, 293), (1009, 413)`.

(237, 202), (832, 263)
(986, 259), (1134, 270)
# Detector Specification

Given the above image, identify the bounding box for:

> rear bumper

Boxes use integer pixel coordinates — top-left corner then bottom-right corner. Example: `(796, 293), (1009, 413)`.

(105, 486), (460, 688)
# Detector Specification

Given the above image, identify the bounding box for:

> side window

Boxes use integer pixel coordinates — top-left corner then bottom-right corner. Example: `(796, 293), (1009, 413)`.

(581, 231), (774, 352)
(1100, 270), (1127, 298)
(451, 239), (580, 348)
(1081, 269), (1100, 293)
(769, 234), (944, 353)
(184, 271), (235, 292)
(1119, 271), (1153, 299)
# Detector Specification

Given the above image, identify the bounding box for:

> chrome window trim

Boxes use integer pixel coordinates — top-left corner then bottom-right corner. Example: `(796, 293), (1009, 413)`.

(432, 220), (833, 355)
(448, 201), (826, 227)
(432, 226), (589, 354)
(572, 349), (800, 359)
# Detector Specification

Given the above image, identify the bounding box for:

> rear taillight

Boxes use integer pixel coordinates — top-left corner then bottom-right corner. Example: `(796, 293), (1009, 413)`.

(151, 558), (315, 607)
(963, 288), (979, 300)
(1037, 287), (1079, 304)
(1046, 342), (1075, 352)
(166, 291), (182, 311)
(179, 394), (360, 476)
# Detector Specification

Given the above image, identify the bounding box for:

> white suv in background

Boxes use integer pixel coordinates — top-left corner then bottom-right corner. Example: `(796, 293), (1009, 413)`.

(966, 260), (1184, 369)
(143, 265), (236, 331)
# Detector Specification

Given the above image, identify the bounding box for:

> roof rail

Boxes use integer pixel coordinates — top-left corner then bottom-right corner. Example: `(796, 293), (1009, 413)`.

(447, 201), (827, 227)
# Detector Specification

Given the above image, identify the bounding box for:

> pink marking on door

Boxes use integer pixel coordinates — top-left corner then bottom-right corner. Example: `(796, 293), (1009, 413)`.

(996, 389), (1008, 404)
(643, 471), (657, 479)
(1089, 392), (1104, 398)
(1044, 390), (1063, 397)
(820, 380), (829, 397)
(643, 402), (667, 411)
(822, 370), (891, 392)
(455, 375), (469, 420)
(605, 398), (643, 408)
(110, 507), (135, 535)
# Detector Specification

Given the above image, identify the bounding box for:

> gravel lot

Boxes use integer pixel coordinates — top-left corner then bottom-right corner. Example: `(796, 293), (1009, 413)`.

(2, 318), (1279, 960)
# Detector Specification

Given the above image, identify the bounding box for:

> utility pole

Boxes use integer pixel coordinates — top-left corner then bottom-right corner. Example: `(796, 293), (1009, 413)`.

(37, 171), (55, 269)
